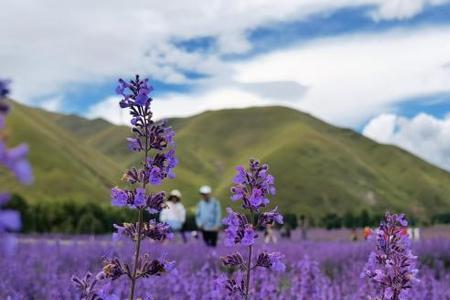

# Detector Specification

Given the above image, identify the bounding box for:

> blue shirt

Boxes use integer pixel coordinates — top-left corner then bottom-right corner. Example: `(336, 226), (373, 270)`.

(195, 198), (222, 231)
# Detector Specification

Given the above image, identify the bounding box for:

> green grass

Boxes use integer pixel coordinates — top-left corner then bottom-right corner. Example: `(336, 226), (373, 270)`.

(4, 101), (450, 220)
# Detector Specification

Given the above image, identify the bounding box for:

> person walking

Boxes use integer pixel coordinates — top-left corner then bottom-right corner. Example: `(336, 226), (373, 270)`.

(160, 189), (186, 242)
(195, 185), (221, 247)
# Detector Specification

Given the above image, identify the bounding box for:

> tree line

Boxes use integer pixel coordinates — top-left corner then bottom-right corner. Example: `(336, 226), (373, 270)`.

(4, 194), (450, 234)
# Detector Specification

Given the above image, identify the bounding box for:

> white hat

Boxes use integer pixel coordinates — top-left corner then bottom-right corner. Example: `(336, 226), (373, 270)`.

(169, 189), (182, 198)
(199, 185), (212, 194)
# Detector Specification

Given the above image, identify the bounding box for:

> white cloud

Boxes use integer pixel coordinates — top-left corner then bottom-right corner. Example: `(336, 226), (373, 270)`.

(89, 26), (450, 128)
(1, 0), (447, 103)
(155, 88), (274, 119)
(85, 96), (130, 125)
(40, 96), (63, 112)
(363, 112), (450, 170)
(86, 88), (273, 124)
(233, 26), (450, 126)
(369, 0), (450, 21)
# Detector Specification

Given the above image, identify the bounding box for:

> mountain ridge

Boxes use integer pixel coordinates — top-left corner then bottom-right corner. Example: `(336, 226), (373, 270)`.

(3, 100), (450, 219)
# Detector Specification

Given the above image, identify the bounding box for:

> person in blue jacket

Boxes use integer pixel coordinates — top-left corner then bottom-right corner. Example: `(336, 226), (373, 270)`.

(195, 185), (222, 247)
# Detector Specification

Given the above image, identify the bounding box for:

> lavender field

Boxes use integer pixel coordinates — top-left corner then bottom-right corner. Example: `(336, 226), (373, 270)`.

(1, 229), (449, 299)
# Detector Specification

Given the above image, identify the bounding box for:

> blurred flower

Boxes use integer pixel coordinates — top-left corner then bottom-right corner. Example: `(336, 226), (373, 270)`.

(145, 191), (166, 214)
(241, 224), (258, 246)
(222, 207), (249, 246)
(0, 137), (33, 185)
(296, 255), (323, 299)
(259, 206), (283, 227)
(221, 252), (245, 268)
(127, 137), (143, 152)
(0, 209), (21, 232)
(0, 79), (32, 256)
(0, 79), (10, 98)
(361, 212), (418, 300)
(71, 272), (102, 300)
(113, 220), (172, 242)
(255, 251), (286, 272)
(97, 257), (127, 281)
(111, 187), (129, 207)
(138, 254), (169, 278)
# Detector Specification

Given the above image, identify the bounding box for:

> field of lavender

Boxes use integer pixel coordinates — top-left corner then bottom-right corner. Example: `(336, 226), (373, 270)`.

(1, 229), (449, 300)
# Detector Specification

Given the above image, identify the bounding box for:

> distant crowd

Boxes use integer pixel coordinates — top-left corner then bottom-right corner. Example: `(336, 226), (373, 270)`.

(161, 185), (305, 247)
(161, 185), (423, 247)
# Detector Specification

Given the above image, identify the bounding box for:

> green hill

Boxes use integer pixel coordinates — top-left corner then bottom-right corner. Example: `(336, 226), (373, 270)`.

(1, 101), (120, 203)
(3, 101), (450, 219)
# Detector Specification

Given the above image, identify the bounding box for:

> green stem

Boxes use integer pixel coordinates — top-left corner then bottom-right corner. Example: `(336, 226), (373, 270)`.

(244, 244), (253, 300)
(129, 208), (143, 300)
(244, 212), (256, 300)
(129, 111), (149, 300)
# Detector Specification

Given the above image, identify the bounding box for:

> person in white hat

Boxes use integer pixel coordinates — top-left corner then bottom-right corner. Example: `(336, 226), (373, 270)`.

(160, 189), (187, 242)
(195, 185), (222, 247)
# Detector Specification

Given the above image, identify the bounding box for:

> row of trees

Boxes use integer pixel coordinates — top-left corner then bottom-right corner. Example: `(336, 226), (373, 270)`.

(5, 194), (450, 234)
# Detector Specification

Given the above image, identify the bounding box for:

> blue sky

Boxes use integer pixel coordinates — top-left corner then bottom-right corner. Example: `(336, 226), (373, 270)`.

(1, 0), (450, 170)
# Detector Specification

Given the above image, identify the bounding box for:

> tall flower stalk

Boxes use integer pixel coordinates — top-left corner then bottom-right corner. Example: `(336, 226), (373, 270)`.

(361, 212), (418, 300)
(0, 79), (32, 249)
(221, 159), (284, 299)
(72, 75), (177, 300)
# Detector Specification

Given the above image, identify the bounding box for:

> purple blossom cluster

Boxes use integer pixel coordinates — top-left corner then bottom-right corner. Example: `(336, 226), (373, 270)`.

(221, 159), (284, 299)
(0, 79), (32, 250)
(361, 212), (418, 300)
(73, 75), (176, 300)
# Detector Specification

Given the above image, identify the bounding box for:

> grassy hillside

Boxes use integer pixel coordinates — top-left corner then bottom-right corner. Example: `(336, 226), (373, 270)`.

(2, 101), (121, 203)
(3, 101), (450, 219)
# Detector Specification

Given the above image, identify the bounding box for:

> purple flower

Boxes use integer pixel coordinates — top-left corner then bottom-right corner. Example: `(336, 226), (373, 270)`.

(221, 252), (245, 268)
(97, 257), (127, 280)
(230, 158), (275, 211)
(268, 252), (285, 272)
(148, 166), (162, 185)
(144, 219), (173, 241)
(0, 143), (33, 185)
(71, 272), (102, 299)
(0, 79), (31, 250)
(259, 207), (283, 227)
(230, 186), (245, 201)
(255, 251), (285, 272)
(222, 159), (284, 299)
(222, 207), (249, 246)
(361, 212), (418, 300)
(133, 187), (146, 208)
(116, 76), (153, 107)
(146, 149), (178, 185)
(0, 79), (10, 98)
(0, 193), (10, 206)
(146, 191), (166, 214)
(115, 79), (127, 95)
(139, 254), (169, 278)
(127, 137), (143, 152)
(111, 187), (128, 207)
(113, 220), (172, 242)
(135, 88), (150, 106)
(241, 224), (257, 246)
(0, 209), (21, 232)
(248, 188), (269, 209)
(78, 75), (177, 300)
(233, 166), (247, 185)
